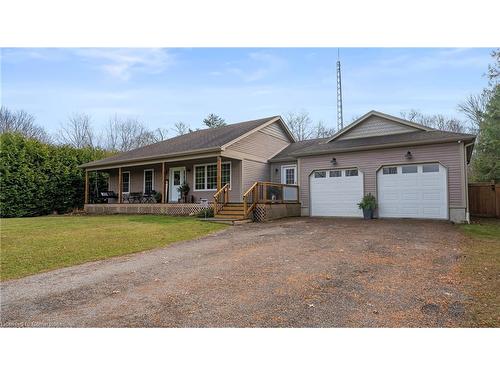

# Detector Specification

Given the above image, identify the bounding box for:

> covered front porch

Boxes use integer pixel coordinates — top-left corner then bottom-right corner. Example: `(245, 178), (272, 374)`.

(84, 155), (241, 205)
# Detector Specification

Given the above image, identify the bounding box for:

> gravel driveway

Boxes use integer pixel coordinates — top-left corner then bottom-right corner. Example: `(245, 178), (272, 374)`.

(0, 218), (468, 327)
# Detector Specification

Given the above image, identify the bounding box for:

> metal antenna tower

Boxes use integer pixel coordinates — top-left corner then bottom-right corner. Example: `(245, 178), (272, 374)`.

(336, 49), (344, 130)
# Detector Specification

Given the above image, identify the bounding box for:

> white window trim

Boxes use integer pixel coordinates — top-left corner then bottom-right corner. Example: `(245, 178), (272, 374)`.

(193, 161), (231, 191)
(122, 171), (130, 194)
(143, 168), (155, 194)
(281, 164), (297, 185)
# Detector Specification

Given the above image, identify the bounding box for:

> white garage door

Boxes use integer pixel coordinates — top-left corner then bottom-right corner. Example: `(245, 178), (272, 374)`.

(377, 163), (448, 219)
(310, 168), (364, 217)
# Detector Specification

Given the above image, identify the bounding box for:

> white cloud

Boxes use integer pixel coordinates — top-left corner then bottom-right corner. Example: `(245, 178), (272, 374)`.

(74, 48), (174, 80)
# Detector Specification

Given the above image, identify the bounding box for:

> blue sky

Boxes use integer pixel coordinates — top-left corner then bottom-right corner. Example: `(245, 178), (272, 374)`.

(0, 48), (493, 135)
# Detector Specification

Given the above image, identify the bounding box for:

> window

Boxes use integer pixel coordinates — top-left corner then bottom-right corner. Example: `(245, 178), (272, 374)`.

(122, 171), (130, 193)
(144, 169), (154, 194)
(402, 165), (417, 174)
(345, 169), (359, 177)
(423, 163), (439, 173)
(281, 165), (297, 185)
(329, 170), (341, 177)
(194, 162), (231, 190)
(206, 164), (217, 190)
(195, 166), (205, 190)
(314, 171), (326, 178)
(382, 167), (397, 175)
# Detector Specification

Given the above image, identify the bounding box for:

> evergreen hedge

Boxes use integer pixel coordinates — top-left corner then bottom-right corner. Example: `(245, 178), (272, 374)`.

(0, 132), (110, 217)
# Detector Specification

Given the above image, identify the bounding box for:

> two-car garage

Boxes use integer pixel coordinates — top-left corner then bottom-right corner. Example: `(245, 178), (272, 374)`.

(310, 163), (448, 219)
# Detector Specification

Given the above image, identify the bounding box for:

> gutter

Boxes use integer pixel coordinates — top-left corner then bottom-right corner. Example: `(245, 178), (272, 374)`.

(80, 146), (222, 169)
(464, 141), (475, 224)
(289, 136), (476, 158)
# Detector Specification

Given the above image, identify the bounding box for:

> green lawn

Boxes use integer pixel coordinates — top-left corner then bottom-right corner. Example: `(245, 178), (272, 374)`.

(0, 215), (224, 281)
(459, 218), (500, 327)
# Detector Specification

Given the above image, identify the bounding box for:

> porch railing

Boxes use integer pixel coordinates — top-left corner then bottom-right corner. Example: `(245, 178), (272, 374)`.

(213, 183), (230, 215)
(243, 182), (299, 218)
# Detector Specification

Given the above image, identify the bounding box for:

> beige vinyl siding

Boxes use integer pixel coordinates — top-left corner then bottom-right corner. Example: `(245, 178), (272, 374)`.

(259, 122), (291, 141)
(242, 159), (270, 193)
(227, 121), (291, 159)
(299, 142), (465, 213)
(270, 162), (298, 184)
(338, 117), (419, 140)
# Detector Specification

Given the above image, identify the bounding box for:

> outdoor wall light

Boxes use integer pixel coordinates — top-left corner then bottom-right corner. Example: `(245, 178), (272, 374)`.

(405, 151), (413, 160)
(331, 157), (337, 165)
(275, 168), (279, 173)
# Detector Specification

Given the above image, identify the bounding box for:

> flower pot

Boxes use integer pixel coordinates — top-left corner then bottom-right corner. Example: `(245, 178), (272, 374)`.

(362, 208), (373, 220)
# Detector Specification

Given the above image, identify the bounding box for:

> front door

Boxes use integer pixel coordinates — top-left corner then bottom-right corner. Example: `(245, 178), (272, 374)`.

(169, 167), (186, 202)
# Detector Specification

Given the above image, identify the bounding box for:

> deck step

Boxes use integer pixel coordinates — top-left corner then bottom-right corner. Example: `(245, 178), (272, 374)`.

(217, 210), (244, 215)
(215, 214), (245, 219)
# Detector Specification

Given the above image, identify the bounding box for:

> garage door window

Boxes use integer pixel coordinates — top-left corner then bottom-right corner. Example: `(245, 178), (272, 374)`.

(402, 165), (417, 174)
(345, 169), (358, 177)
(423, 163), (439, 173)
(314, 171), (326, 178)
(383, 167), (397, 175)
(329, 170), (341, 178)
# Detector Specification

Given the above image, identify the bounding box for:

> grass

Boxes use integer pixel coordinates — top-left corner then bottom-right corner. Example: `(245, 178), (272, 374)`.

(0, 215), (224, 281)
(459, 218), (500, 327)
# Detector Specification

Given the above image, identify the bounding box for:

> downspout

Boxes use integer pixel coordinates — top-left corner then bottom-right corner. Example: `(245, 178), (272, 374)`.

(463, 141), (475, 224)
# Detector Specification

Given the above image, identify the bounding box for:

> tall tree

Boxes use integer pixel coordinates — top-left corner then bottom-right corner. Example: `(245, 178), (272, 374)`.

(284, 111), (313, 141)
(0, 106), (50, 142)
(470, 84), (500, 182)
(173, 121), (191, 135)
(57, 113), (95, 148)
(203, 113), (226, 128)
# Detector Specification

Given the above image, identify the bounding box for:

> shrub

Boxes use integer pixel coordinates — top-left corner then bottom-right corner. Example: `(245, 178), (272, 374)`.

(197, 207), (214, 218)
(358, 193), (377, 210)
(0, 132), (111, 217)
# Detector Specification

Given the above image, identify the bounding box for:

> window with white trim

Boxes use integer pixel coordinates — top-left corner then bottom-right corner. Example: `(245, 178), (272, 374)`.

(329, 170), (341, 178)
(314, 171), (326, 178)
(402, 165), (417, 174)
(423, 163), (439, 173)
(194, 162), (231, 191)
(122, 171), (130, 193)
(382, 167), (397, 175)
(281, 165), (297, 185)
(345, 169), (359, 177)
(144, 169), (154, 194)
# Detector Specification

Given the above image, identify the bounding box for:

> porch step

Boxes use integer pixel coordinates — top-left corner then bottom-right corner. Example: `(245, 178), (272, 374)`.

(215, 214), (245, 219)
(200, 218), (252, 225)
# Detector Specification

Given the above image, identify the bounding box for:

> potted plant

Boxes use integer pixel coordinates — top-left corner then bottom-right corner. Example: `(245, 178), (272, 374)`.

(177, 182), (190, 203)
(358, 193), (377, 219)
(153, 191), (162, 203)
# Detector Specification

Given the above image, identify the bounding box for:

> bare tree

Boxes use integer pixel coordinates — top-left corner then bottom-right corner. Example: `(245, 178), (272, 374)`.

(312, 120), (336, 138)
(458, 90), (491, 130)
(105, 115), (157, 152)
(400, 109), (472, 134)
(57, 113), (95, 148)
(284, 111), (313, 141)
(173, 121), (190, 136)
(0, 106), (50, 142)
(487, 48), (500, 83)
(153, 128), (169, 142)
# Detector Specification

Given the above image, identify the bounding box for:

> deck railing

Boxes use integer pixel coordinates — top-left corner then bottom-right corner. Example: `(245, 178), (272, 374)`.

(213, 183), (230, 215)
(243, 182), (299, 218)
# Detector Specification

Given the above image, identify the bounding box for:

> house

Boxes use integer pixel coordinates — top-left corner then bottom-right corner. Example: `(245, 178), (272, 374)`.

(81, 111), (476, 223)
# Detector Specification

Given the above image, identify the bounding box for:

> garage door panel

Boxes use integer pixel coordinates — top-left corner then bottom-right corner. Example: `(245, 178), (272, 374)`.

(310, 170), (363, 217)
(378, 164), (447, 219)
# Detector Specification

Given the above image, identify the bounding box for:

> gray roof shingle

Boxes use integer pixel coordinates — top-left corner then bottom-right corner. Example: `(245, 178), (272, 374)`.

(82, 116), (279, 168)
(271, 130), (476, 160)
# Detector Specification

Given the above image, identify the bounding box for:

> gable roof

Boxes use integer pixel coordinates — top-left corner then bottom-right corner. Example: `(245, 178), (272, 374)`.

(82, 116), (292, 168)
(269, 137), (326, 162)
(289, 129), (475, 157)
(325, 110), (434, 143)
